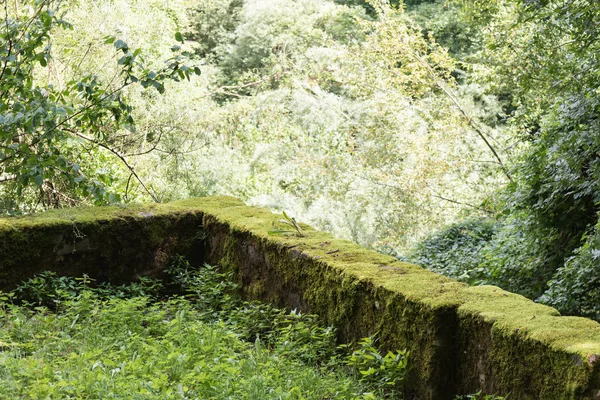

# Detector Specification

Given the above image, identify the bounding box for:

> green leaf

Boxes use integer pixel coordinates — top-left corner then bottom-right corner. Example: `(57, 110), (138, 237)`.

(108, 193), (120, 203)
(175, 32), (184, 43)
(34, 174), (43, 187)
(114, 39), (128, 50)
(154, 82), (165, 94)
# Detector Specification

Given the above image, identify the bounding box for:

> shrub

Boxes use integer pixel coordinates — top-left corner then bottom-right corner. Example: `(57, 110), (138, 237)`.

(407, 218), (498, 283)
(541, 220), (600, 319)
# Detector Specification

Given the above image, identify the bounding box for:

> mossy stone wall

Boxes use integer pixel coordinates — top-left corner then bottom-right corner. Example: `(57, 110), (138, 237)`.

(1, 196), (600, 399)
(0, 204), (206, 288)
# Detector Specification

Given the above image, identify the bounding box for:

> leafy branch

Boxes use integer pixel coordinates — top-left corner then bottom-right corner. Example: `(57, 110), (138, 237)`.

(0, 0), (200, 208)
(407, 51), (512, 182)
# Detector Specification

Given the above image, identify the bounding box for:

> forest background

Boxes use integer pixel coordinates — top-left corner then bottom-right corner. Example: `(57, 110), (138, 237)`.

(1, 0), (600, 320)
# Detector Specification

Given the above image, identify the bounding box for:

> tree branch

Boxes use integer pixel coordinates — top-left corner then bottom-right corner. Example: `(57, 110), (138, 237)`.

(124, 172), (134, 202)
(430, 192), (493, 215)
(407, 52), (513, 182)
(62, 127), (159, 203)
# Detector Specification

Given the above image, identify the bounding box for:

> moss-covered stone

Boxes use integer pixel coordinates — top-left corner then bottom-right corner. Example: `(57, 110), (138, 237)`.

(0, 202), (208, 287)
(455, 286), (600, 399)
(1, 196), (600, 399)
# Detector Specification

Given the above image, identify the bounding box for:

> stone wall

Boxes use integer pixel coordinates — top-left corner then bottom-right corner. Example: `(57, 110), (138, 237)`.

(1, 196), (599, 399)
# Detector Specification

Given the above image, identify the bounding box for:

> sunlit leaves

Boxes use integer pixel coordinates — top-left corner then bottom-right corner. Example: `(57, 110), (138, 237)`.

(0, 0), (200, 212)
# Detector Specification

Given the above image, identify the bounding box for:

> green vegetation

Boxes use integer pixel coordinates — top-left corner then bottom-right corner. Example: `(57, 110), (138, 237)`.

(472, 0), (600, 319)
(3, 0), (600, 394)
(0, 0), (200, 208)
(406, 218), (498, 283)
(398, 0), (600, 320)
(0, 259), (409, 399)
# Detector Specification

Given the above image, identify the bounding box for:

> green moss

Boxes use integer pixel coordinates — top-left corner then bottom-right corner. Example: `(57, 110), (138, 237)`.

(2, 196), (600, 398)
(0, 200), (210, 288)
(454, 286), (600, 398)
(459, 285), (600, 358)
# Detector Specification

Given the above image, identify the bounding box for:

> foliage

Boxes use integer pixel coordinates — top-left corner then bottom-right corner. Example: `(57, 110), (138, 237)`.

(186, 0), (243, 60)
(14, 271), (93, 307)
(156, 0), (508, 252)
(269, 210), (306, 237)
(436, 0), (600, 316)
(473, 213), (561, 299)
(0, 0), (199, 211)
(165, 256), (239, 314)
(14, 271), (163, 308)
(0, 296), (361, 398)
(0, 261), (410, 399)
(342, 336), (409, 398)
(407, 0), (481, 58)
(541, 219), (600, 320)
(407, 218), (498, 283)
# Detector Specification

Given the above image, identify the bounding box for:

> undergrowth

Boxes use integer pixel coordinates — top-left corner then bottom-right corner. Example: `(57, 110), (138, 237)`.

(0, 258), (410, 399)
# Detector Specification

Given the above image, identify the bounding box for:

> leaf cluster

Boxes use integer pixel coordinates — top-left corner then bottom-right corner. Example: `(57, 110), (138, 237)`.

(0, 259), (409, 399)
(0, 0), (199, 211)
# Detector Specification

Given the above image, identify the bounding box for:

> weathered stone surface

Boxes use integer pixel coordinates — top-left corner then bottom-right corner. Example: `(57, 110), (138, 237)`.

(0, 203), (206, 286)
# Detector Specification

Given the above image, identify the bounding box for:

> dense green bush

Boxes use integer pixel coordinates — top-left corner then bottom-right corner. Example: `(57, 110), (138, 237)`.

(438, 0), (600, 318)
(407, 218), (498, 283)
(541, 220), (600, 320)
(343, 336), (408, 397)
(407, 0), (480, 58)
(187, 0), (244, 60)
(0, 296), (363, 398)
